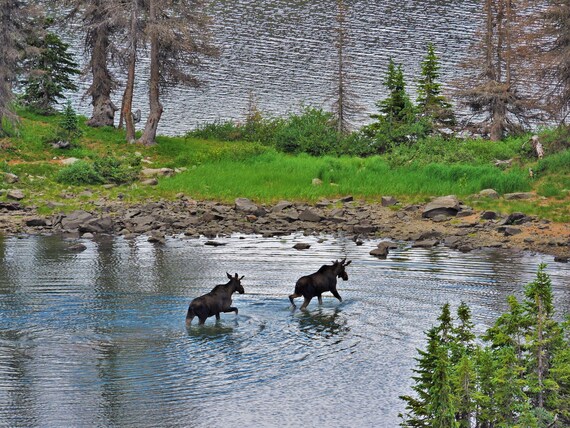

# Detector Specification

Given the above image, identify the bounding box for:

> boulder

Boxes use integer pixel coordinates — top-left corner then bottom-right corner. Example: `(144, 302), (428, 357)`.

(481, 211), (498, 220)
(7, 190), (25, 200)
(299, 209), (322, 222)
(235, 198), (258, 214)
(412, 239), (439, 248)
(479, 189), (500, 199)
(312, 178), (323, 186)
(293, 243), (311, 250)
(4, 173), (18, 184)
(272, 200), (293, 212)
(381, 196), (398, 207)
(25, 217), (47, 227)
(422, 195), (460, 218)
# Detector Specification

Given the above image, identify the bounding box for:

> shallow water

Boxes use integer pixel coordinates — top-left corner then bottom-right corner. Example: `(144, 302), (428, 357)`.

(1, 234), (569, 427)
(64, 0), (481, 135)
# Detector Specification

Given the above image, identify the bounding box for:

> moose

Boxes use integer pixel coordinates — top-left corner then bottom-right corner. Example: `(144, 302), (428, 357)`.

(186, 273), (245, 325)
(289, 258), (352, 310)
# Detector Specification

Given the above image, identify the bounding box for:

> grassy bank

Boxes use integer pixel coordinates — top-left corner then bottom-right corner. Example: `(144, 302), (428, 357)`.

(1, 109), (569, 222)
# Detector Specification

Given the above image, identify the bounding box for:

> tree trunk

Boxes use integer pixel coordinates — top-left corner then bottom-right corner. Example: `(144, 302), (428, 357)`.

(86, 13), (116, 128)
(121, 0), (137, 143)
(138, 0), (162, 146)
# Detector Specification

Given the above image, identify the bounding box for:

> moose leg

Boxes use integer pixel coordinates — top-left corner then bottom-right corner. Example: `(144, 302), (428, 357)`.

(198, 317), (207, 325)
(331, 289), (342, 302)
(289, 293), (301, 307)
(317, 294), (323, 305)
(300, 297), (312, 310)
(223, 307), (239, 315)
(215, 313), (221, 321)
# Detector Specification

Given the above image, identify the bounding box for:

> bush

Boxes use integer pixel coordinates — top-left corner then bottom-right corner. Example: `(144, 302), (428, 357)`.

(56, 160), (102, 185)
(272, 107), (340, 156)
(56, 155), (141, 186)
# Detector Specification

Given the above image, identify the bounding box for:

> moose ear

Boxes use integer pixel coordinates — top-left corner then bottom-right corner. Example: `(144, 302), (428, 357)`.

(239, 275), (245, 280)
(340, 257), (347, 264)
(344, 260), (352, 266)
(227, 272), (232, 279)
(234, 273), (239, 279)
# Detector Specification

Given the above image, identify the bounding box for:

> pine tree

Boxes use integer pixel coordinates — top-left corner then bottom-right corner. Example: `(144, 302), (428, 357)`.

(416, 43), (455, 129)
(21, 31), (80, 114)
(523, 263), (562, 415)
(400, 304), (455, 427)
(374, 58), (415, 125)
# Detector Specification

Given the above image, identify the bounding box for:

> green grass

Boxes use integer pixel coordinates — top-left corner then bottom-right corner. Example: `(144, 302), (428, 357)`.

(156, 151), (531, 203)
(1, 107), (568, 222)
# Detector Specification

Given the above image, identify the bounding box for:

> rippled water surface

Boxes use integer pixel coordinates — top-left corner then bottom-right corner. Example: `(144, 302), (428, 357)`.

(1, 234), (569, 427)
(65, 0), (481, 135)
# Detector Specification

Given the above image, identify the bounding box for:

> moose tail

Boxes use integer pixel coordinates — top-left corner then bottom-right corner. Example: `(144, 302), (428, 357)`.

(185, 306), (195, 325)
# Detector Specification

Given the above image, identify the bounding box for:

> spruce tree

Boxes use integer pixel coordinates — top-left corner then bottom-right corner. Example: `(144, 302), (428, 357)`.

(21, 31), (80, 114)
(416, 43), (455, 129)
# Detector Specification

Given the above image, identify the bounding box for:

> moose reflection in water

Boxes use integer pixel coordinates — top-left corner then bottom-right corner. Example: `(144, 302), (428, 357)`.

(186, 273), (245, 325)
(289, 258), (352, 310)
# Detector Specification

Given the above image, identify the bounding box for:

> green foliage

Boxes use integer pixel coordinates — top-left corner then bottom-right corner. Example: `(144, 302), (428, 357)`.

(55, 160), (102, 185)
(56, 102), (82, 144)
(56, 155), (141, 186)
(402, 265), (570, 428)
(416, 43), (455, 128)
(272, 107), (340, 155)
(20, 32), (80, 114)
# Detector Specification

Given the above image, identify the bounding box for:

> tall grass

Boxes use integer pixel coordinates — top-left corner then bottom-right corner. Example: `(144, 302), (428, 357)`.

(157, 151), (531, 202)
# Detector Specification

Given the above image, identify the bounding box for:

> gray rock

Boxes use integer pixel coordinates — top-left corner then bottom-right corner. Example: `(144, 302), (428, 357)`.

(293, 243), (311, 250)
(554, 256), (568, 263)
(503, 227), (523, 236)
(141, 167), (175, 177)
(68, 243), (87, 252)
(312, 178), (323, 186)
(25, 217), (47, 227)
(60, 157), (80, 165)
(235, 198), (258, 214)
(299, 209), (322, 222)
(481, 211), (498, 220)
(479, 189), (500, 199)
(413, 239), (439, 248)
(141, 178), (159, 186)
(7, 189), (25, 200)
(504, 192), (534, 200)
(503, 212), (527, 225)
(205, 241), (226, 247)
(354, 225), (377, 234)
(4, 173), (18, 184)
(381, 196), (398, 207)
(339, 195), (354, 203)
(370, 247), (389, 258)
(272, 200), (293, 212)
(422, 195), (460, 218)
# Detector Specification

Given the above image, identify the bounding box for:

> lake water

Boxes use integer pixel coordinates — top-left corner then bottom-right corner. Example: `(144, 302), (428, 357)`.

(65, 0), (481, 135)
(1, 234), (569, 427)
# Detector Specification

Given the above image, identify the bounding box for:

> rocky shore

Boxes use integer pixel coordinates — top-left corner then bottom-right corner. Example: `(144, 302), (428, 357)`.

(1, 193), (569, 262)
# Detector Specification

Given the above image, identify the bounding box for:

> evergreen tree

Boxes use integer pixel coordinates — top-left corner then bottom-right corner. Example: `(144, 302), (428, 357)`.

(416, 43), (455, 129)
(522, 263), (563, 415)
(374, 58), (415, 125)
(21, 31), (80, 114)
(452, 353), (476, 428)
(400, 304), (455, 427)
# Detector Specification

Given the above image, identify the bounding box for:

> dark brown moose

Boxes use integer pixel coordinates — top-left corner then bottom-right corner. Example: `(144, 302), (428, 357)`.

(186, 273), (245, 325)
(289, 258), (352, 310)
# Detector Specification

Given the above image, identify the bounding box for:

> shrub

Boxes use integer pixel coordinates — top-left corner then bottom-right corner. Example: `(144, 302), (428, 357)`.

(56, 160), (102, 185)
(272, 107), (340, 156)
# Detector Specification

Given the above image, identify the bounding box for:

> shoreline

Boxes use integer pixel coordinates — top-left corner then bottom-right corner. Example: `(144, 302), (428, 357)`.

(1, 196), (569, 262)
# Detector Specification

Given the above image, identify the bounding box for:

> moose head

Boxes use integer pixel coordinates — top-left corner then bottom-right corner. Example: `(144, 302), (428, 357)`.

(227, 272), (245, 294)
(333, 258), (352, 281)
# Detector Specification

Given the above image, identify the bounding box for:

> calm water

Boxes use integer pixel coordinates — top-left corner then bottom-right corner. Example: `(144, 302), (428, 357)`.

(65, 0), (481, 135)
(1, 234), (569, 427)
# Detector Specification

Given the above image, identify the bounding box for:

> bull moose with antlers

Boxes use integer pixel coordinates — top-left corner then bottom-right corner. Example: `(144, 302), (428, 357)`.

(289, 258), (352, 310)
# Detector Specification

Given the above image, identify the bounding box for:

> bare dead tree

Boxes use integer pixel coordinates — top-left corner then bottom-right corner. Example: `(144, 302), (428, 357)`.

(137, 0), (219, 146)
(0, 0), (41, 134)
(527, 0), (570, 125)
(332, 0), (359, 134)
(119, 0), (141, 142)
(456, 0), (537, 141)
